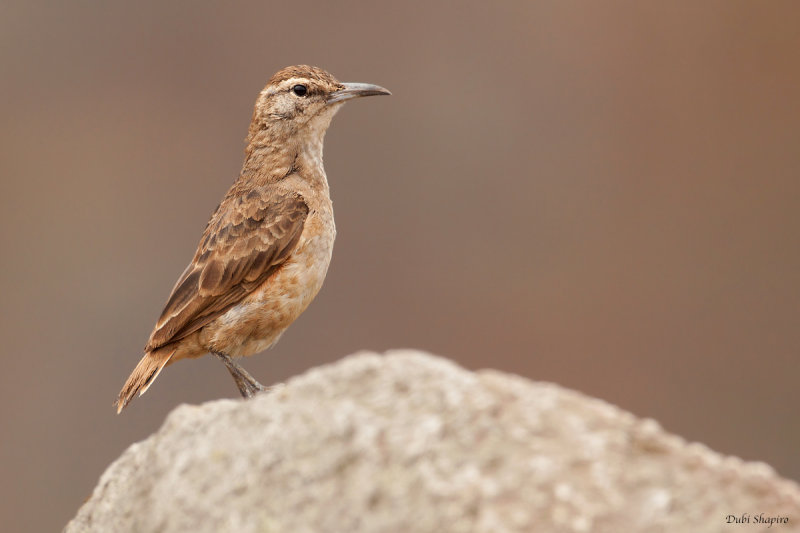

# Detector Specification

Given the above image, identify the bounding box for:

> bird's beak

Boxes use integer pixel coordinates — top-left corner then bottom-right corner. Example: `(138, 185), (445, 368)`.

(327, 82), (392, 104)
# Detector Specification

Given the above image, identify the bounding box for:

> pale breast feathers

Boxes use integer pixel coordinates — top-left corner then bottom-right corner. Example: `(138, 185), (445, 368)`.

(145, 189), (309, 352)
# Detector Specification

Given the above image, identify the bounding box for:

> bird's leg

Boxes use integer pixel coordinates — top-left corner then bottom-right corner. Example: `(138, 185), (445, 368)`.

(211, 351), (268, 398)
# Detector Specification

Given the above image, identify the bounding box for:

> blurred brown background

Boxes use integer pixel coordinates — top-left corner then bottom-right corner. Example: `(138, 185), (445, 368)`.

(1, 1), (799, 531)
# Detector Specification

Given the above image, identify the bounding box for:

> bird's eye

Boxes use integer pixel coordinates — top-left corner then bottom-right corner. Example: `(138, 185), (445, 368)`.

(292, 84), (308, 97)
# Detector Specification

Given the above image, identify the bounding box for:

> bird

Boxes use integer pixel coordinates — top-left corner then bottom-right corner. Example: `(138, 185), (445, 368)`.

(115, 65), (390, 413)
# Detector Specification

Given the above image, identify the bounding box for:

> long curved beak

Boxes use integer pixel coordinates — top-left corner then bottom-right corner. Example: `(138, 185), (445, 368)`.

(327, 82), (391, 104)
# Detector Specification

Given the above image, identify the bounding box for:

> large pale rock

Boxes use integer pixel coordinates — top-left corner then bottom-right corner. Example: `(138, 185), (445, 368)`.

(66, 351), (800, 532)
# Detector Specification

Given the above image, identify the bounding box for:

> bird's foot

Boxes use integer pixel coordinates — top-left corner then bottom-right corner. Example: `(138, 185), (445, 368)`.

(212, 351), (269, 399)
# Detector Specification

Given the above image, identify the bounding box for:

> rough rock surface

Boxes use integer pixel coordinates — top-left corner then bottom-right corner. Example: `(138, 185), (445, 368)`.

(67, 351), (800, 533)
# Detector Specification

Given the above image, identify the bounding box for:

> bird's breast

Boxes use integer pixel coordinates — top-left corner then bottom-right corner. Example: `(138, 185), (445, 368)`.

(202, 209), (335, 357)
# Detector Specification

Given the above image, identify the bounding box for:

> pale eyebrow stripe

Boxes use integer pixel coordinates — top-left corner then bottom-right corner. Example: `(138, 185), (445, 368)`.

(263, 78), (310, 98)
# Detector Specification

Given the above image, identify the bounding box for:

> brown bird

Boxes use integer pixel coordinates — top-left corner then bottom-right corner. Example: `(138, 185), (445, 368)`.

(116, 65), (390, 412)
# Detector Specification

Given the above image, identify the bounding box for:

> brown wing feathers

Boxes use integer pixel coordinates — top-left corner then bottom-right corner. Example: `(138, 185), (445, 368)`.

(147, 190), (309, 352)
(116, 189), (307, 412)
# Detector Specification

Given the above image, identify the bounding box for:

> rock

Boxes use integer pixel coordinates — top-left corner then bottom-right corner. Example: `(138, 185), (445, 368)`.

(66, 351), (800, 533)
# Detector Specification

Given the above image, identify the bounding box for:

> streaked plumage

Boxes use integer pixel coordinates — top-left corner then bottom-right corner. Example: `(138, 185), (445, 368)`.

(116, 65), (389, 412)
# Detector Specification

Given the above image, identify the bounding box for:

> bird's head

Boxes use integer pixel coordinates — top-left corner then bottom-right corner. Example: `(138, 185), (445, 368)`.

(248, 65), (390, 145)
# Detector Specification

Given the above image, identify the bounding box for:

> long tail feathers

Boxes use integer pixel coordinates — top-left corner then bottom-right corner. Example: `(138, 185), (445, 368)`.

(115, 347), (176, 413)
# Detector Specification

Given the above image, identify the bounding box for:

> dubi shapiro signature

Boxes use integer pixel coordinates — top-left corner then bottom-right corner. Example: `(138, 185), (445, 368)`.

(726, 513), (790, 527)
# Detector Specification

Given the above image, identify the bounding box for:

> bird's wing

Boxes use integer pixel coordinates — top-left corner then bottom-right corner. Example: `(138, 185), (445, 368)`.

(145, 188), (309, 352)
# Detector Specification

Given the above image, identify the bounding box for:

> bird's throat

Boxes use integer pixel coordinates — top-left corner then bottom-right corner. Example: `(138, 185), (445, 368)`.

(240, 127), (329, 192)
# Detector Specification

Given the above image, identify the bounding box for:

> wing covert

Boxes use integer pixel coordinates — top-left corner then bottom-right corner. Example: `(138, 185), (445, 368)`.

(145, 189), (308, 352)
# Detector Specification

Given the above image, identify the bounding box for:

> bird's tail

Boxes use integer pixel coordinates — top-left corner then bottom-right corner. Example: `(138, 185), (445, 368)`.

(115, 346), (176, 413)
